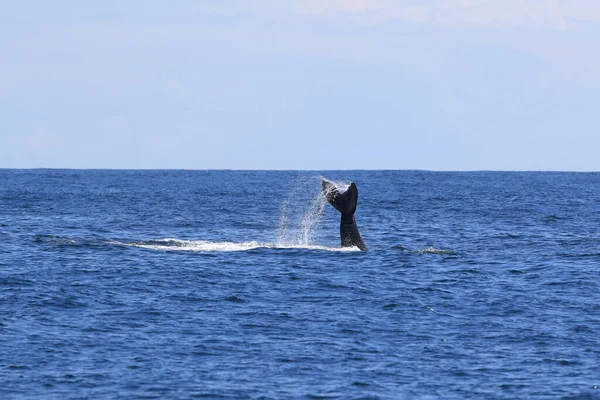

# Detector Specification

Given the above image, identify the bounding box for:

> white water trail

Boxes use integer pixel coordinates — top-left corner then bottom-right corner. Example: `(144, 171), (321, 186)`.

(109, 238), (359, 252)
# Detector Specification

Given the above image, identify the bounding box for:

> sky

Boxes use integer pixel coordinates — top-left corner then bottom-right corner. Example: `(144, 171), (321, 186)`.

(1, 0), (599, 170)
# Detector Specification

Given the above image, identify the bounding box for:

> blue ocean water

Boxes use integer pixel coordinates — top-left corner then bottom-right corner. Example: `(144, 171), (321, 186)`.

(1, 169), (600, 399)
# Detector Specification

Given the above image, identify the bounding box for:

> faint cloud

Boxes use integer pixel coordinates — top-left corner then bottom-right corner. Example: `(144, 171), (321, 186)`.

(295, 0), (384, 15)
(291, 0), (600, 30)
(100, 115), (132, 136)
(161, 74), (190, 102)
(18, 123), (63, 152)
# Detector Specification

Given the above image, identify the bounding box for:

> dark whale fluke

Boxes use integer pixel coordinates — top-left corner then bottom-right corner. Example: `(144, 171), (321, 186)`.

(322, 179), (367, 251)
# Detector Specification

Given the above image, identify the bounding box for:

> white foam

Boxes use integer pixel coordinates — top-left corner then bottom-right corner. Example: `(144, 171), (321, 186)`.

(111, 238), (359, 253)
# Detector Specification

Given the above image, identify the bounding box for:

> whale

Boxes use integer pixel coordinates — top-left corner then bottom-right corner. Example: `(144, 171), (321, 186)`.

(322, 179), (367, 251)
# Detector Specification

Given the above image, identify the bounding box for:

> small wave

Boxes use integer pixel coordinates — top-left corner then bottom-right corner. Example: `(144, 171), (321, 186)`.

(110, 238), (359, 253)
(34, 235), (77, 245)
(415, 247), (454, 255)
(396, 245), (454, 255)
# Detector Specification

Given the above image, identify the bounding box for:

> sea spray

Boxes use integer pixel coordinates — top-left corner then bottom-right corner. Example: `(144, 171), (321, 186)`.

(299, 190), (327, 245)
(278, 176), (351, 246)
(278, 176), (323, 246)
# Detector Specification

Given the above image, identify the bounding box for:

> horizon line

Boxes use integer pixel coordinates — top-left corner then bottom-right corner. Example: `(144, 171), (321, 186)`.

(1, 168), (599, 173)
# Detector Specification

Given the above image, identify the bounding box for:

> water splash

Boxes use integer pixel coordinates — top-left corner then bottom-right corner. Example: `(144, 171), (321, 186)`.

(278, 176), (330, 246)
(277, 176), (356, 247)
(299, 191), (327, 245)
(322, 177), (350, 194)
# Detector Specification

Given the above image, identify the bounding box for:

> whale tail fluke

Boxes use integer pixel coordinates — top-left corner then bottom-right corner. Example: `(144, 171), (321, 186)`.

(322, 178), (367, 251)
(322, 179), (358, 215)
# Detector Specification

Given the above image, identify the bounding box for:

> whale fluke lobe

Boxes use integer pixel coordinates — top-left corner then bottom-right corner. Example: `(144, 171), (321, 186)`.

(322, 179), (342, 212)
(322, 179), (367, 251)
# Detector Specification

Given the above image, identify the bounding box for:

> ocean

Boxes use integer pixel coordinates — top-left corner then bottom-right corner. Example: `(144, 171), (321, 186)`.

(1, 169), (599, 399)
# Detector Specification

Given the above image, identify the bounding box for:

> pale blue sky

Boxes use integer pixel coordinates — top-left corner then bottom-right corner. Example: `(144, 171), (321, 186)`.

(1, 1), (599, 170)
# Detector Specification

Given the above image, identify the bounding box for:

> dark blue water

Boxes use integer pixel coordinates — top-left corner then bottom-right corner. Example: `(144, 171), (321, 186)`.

(1, 170), (600, 399)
